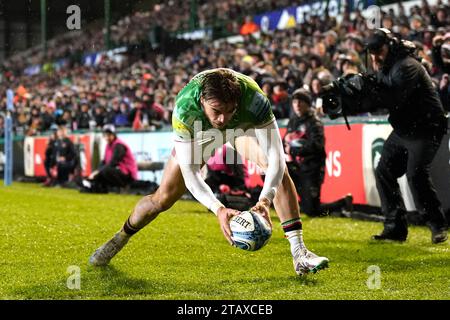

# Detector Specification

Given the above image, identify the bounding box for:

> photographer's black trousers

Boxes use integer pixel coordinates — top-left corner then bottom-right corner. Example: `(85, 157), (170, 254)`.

(93, 167), (133, 191)
(375, 131), (448, 233)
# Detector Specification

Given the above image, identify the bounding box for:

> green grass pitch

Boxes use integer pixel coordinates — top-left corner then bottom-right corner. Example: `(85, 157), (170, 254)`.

(0, 182), (449, 300)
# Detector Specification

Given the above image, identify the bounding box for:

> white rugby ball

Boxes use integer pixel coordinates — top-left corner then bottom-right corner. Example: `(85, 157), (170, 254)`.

(230, 211), (272, 251)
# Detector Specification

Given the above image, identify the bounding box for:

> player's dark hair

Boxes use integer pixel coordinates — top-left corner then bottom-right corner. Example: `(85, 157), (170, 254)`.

(201, 69), (242, 106)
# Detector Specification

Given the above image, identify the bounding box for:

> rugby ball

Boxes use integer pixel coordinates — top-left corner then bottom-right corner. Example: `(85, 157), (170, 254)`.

(230, 211), (272, 251)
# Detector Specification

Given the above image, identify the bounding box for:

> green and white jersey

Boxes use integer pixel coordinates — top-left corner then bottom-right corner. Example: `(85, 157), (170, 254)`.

(172, 68), (275, 142)
(172, 69), (284, 214)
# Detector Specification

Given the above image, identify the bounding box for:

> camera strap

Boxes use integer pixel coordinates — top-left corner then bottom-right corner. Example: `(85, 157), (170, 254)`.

(342, 107), (351, 130)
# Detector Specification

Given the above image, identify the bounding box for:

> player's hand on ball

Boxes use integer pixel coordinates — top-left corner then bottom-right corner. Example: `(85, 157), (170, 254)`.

(251, 199), (272, 228)
(217, 207), (240, 246)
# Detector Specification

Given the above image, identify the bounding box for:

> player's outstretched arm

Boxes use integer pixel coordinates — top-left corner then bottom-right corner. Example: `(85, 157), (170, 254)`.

(174, 140), (240, 245)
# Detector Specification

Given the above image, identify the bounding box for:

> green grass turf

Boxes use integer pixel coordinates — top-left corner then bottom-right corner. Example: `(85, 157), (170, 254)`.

(0, 182), (449, 300)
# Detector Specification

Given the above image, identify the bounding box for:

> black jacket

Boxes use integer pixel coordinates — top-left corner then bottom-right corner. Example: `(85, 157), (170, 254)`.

(283, 110), (326, 173)
(76, 111), (91, 129)
(55, 137), (77, 163)
(45, 138), (58, 164)
(40, 112), (55, 131)
(374, 48), (447, 138)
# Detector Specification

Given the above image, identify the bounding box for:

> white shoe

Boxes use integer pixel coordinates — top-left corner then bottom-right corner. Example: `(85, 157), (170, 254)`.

(82, 179), (92, 189)
(293, 248), (329, 276)
(89, 231), (130, 266)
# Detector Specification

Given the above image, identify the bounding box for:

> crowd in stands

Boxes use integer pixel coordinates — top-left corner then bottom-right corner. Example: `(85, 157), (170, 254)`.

(0, 0), (449, 137)
(1, 0), (298, 75)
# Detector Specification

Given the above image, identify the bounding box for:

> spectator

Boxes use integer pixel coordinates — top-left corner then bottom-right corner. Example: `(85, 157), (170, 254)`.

(432, 33), (450, 75)
(341, 55), (360, 76)
(59, 110), (74, 129)
(382, 15), (395, 30)
(40, 102), (56, 132)
(115, 101), (131, 127)
(150, 92), (166, 123)
(13, 107), (29, 135)
(431, 6), (449, 28)
(240, 16), (259, 36)
(271, 80), (290, 118)
(409, 15), (424, 42)
(283, 89), (353, 217)
(324, 30), (338, 57)
(310, 77), (323, 108)
(93, 105), (106, 128)
(27, 107), (42, 136)
(129, 99), (154, 131)
(439, 73), (450, 111)
(346, 34), (365, 55)
(76, 101), (92, 130)
(105, 98), (120, 124)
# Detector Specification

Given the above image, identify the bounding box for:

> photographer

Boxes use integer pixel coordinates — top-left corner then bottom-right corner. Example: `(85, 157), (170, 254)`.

(321, 28), (448, 244)
(81, 125), (137, 193)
